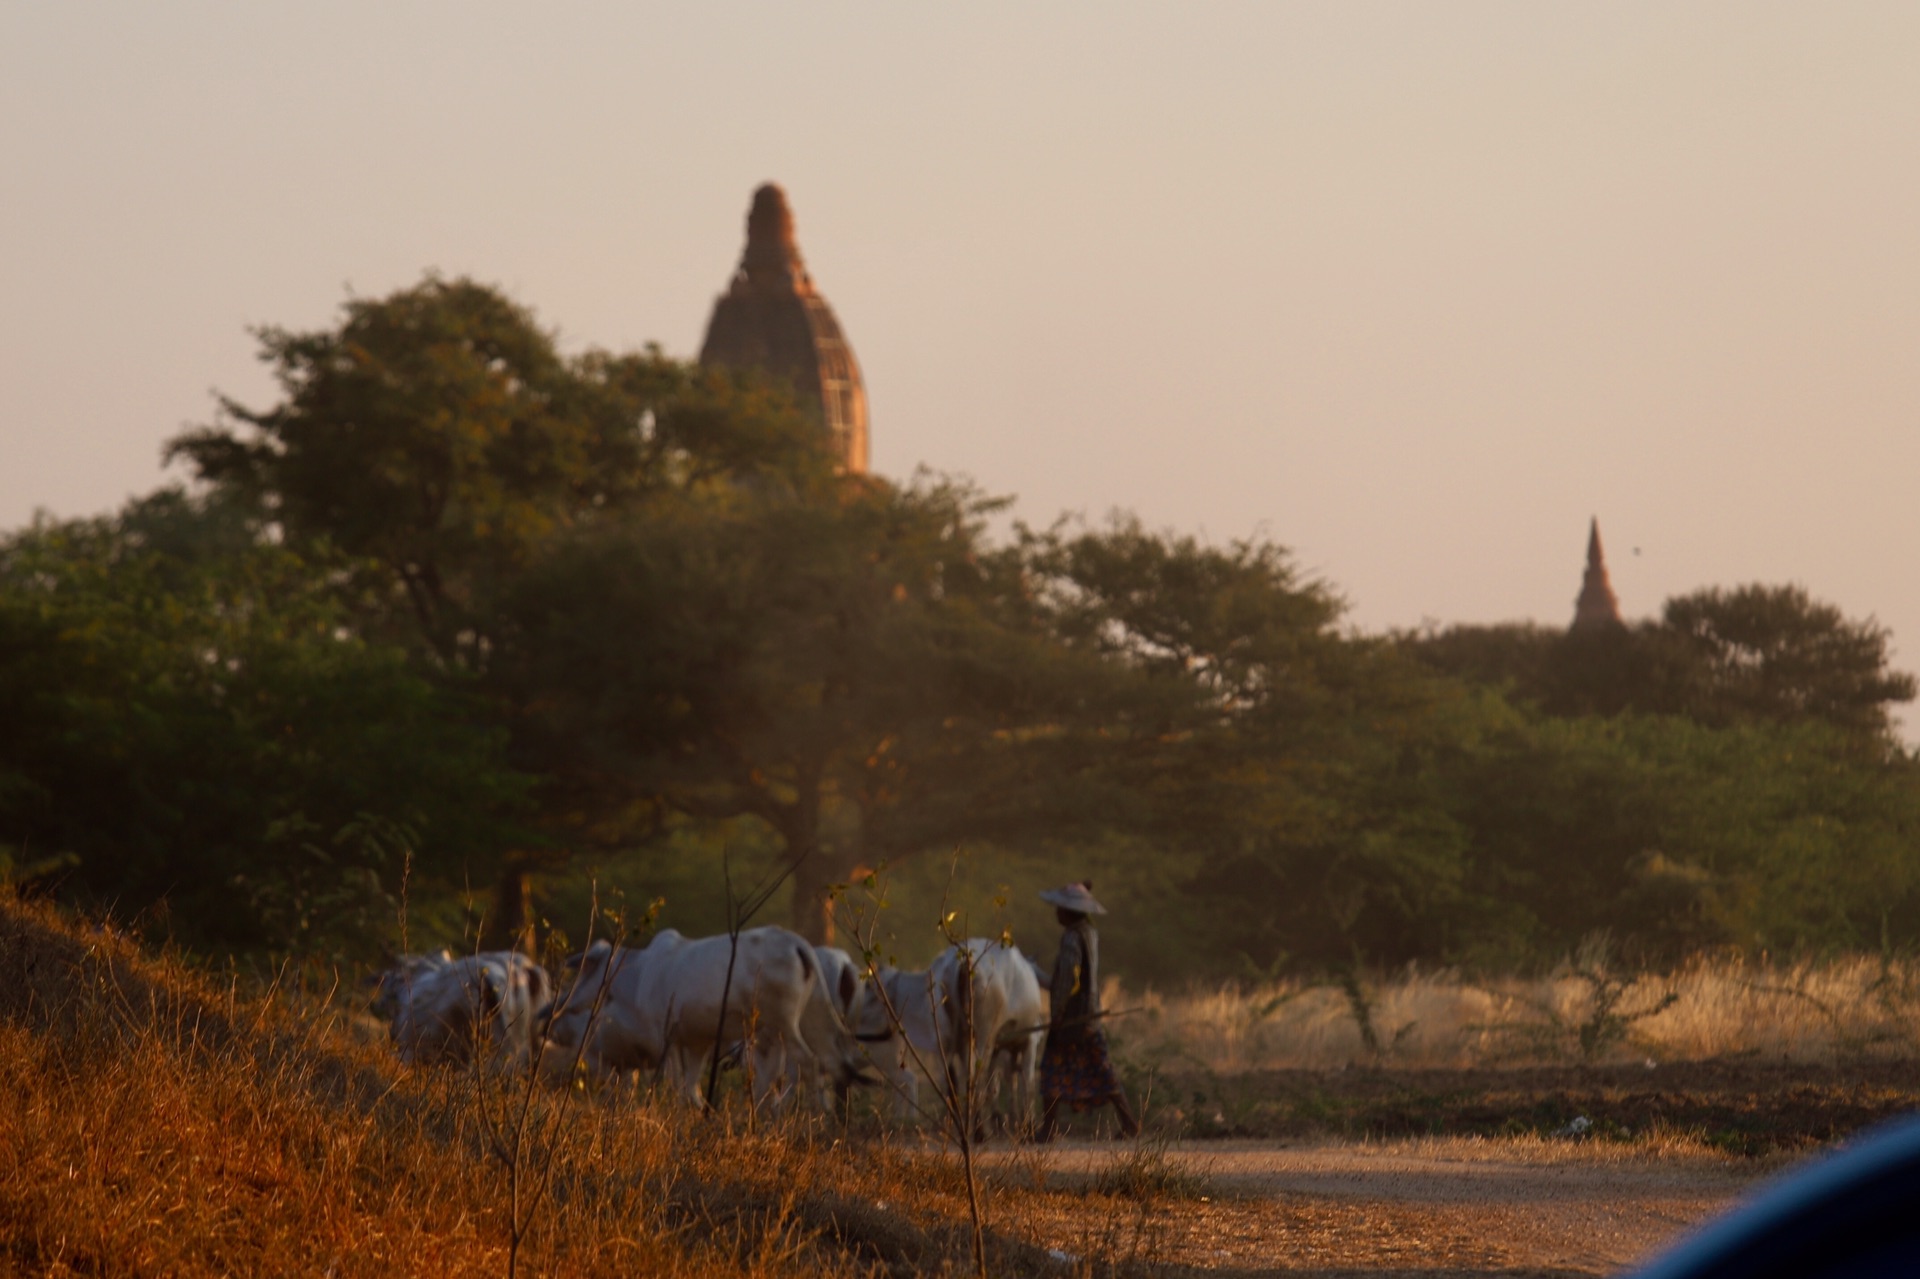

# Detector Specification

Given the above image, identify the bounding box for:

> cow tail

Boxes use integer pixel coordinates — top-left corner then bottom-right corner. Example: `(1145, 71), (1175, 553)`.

(838, 964), (857, 1014)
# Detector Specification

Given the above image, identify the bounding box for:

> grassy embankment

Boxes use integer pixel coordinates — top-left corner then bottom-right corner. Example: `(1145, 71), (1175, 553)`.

(0, 893), (1181, 1278)
(8, 887), (1919, 1275)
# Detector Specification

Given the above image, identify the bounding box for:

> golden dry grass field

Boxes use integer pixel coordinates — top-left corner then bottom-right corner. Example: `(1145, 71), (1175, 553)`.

(4, 893), (1917, 1278)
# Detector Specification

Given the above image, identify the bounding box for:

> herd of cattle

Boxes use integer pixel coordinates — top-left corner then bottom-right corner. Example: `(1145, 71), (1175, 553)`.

(370, 925), (1050, 1124)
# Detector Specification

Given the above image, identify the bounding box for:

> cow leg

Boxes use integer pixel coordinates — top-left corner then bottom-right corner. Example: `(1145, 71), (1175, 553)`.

(663, 1044), (705, 1107)
(784, 1036), (828, 1115)
(889, 1042), (919, 1125)
(986, 1046), (1010, 1135)
(748, 1038), (790, 1112)
(1020, 1038), (1040, 1134)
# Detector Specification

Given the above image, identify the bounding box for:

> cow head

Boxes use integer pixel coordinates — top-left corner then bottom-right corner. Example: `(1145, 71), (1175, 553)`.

(534, 939), (614, 1081)
(848, 968), (900, 1044)
(367, 949), (452, 1020)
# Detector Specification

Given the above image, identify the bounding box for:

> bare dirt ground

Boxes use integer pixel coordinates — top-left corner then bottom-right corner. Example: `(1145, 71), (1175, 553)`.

(1146, 1058), (1920, 1153)
(960, 1058), (1920, 1276)
(988, 1137), (1766, 1277)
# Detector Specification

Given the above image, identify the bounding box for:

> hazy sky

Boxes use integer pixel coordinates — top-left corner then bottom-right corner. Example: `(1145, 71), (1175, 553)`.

(5, 4), (1918, 729)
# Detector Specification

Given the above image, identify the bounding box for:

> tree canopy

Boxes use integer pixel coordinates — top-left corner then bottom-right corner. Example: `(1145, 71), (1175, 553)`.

(0, 489), (524, 955)
(1653, 584), (1916, 736)
(6, 272), (1916, 977)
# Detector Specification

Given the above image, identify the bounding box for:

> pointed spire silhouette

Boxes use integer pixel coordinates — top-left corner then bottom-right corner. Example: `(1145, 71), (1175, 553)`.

(736, 183), (810, 293)
(699, 183), (869, 474)
(1571, 517), (1624, 632)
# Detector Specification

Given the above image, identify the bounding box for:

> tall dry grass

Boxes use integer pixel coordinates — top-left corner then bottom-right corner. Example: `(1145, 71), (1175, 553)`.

(0, 894), (1150, 1278)
(12, 888), (1902, 1275)
(1116, 951), (1920, 1072)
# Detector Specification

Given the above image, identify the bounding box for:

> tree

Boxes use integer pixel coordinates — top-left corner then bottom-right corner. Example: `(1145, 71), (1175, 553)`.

(165, 275), (843, 938)
(1397, 622), (1561, 706)
(166, 275), (833, 670)
(1399, 585), (1916, 743)
(1649, 584), (1916, 739)
(494, 477), (1147, 942)
(1014, 516), (1496, 973)
(0, 490), (526, 953)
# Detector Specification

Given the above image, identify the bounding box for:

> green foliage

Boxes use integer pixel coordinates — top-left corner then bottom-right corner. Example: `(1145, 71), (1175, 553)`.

(10, 274), (1920, 976)
(1397, 622), (1561, 703)
(166, 275), (834, 667)
(1404, 585), (1916, 741)
(0, 490), (526, 951)
(1653, 584), (1916, 736)
(494, 474), (1153, 938)
(231, 814), (418, 965)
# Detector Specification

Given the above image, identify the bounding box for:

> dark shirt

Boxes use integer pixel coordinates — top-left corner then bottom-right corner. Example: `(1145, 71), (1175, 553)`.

(1048, 920), (1101, 1025)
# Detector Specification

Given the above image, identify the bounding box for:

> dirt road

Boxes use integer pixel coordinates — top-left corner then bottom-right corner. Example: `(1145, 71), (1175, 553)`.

(986, 1138), (1776, 1277)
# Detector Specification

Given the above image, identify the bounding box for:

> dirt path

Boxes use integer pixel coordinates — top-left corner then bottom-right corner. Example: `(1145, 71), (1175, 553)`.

(984, 1138), (1776, 1276)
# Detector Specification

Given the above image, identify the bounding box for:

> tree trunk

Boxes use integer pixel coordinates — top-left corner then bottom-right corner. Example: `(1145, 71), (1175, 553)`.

(481, 857), (534, 954)
(789, 844), (849, 945)
(778, 761), (836, 943)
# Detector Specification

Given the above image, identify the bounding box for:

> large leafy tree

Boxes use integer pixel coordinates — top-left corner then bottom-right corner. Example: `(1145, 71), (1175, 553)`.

(1012, 517), (1489, 972)
(1444, 709), (1920, 961)
(0, 490), (524, 953)
(165, 275), (839, 942)
(1649, 584), (1916, 738)
(496, 478), (1149, 942)
(167, 275), (830, 669)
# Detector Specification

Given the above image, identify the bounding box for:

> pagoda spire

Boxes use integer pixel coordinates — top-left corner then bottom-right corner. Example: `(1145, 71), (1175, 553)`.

(1570, 517), (1624, 632)
(735, 183), (811, 293)
(698, 183), (869, 474)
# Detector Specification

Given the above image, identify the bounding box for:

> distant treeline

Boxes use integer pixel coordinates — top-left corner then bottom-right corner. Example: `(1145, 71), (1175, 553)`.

(3, 276), (1916, 979)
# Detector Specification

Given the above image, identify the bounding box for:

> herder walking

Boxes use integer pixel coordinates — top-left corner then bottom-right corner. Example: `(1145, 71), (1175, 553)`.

(1035, 880), (1141, 1141)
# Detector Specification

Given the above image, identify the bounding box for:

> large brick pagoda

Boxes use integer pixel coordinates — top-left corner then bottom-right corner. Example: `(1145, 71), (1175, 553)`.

(698, 183), (869, 475)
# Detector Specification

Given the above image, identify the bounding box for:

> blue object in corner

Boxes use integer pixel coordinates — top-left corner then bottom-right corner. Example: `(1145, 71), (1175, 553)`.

(1631, 1113), (1920, 1279)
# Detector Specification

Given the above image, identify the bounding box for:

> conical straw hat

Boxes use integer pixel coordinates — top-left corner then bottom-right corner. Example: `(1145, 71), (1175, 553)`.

(1038, 880), (1107, 915)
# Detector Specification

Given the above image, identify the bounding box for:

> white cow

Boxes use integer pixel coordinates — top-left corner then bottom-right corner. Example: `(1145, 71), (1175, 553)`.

(383, 950), (552, 1068)
(933, 938), (1046, 1132)
(370, 949), (452, 1020)
(849, 964), (957, 1122)
(811, 944), (866, 1113)
(539, 927), (868, 1110)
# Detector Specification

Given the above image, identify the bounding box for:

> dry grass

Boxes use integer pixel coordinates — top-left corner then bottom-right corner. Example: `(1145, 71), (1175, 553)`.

(0, 894), (1167, 1279)
(9, 892), (1903, 1276)
(1114, 951), (1920, 1072)
(1346, 1126), (1754, 1170)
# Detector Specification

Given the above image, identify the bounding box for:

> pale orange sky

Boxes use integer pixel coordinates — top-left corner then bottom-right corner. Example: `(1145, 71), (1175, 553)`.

(4, 4), (1918, 733)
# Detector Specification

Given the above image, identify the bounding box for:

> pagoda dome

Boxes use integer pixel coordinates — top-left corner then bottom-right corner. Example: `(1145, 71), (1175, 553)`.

(698, 184), (869, 474)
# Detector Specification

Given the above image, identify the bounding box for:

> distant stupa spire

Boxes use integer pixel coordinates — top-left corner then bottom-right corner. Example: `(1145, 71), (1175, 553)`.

(699, 183), (869, 474)
(1571, 517), (1624, 632)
